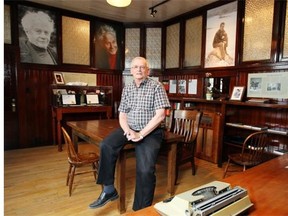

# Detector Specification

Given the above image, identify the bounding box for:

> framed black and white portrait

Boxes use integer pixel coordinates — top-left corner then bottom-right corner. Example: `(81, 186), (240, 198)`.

(94, 21), (123, 70)
(204, 1), (237, 68)
(18, 5), (58, 65)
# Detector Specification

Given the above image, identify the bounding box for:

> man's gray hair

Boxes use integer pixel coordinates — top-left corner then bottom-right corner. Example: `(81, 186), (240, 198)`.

(21, 11), (54, 32)
(97, 25), (116, 41)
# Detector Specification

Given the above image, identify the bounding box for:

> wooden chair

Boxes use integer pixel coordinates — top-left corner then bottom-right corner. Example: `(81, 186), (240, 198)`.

(169, 109), (202, 183)
(223, 131), (269, 178)
(61, 127), (100, 196)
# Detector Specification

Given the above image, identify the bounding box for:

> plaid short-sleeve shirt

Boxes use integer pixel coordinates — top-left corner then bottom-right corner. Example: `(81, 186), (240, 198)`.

(118, 77), (171, 131)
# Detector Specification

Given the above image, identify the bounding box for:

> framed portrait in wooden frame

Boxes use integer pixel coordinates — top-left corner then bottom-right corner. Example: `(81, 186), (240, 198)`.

(204, 1), (237, 68)
(230, 86), (245, 101)
(18, 4), (58, 65)
(94, 21), (123, 70)
(54, 72), (65, 84)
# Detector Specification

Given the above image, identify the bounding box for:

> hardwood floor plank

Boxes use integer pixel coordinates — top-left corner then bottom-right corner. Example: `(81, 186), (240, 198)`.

(4, 144), (224, 216)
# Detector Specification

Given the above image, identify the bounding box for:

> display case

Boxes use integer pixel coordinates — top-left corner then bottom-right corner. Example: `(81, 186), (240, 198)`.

(51, 84), (113, 107)
(51, 84), (113, 151)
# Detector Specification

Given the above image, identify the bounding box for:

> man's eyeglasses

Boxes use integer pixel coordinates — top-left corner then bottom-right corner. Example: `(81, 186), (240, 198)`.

(131, 66), (147, 70)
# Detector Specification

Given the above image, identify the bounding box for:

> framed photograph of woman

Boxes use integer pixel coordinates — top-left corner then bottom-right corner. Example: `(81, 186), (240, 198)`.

(204, 1), (237, 68)
(18, 4), (58, 65)
(230, 86), (245, 101)
(94, 21), (123, 70)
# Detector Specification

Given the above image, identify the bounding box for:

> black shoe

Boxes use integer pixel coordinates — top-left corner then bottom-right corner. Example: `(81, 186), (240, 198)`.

(89, 190), (119, 209)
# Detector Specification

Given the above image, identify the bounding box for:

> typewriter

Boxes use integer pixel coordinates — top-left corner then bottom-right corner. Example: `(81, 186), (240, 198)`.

(154, 181), (253, 216)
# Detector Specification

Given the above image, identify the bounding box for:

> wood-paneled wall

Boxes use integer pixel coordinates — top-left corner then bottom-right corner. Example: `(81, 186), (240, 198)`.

(13, 65), (123, 148)
(4, 0), (288, 149)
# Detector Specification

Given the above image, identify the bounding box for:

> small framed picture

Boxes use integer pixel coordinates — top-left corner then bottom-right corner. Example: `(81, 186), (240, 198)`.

(62, 94), (76, 105)
(54, 72), (64, 84)
(230, 86), (245, 101)
(86, 94), (99, 105)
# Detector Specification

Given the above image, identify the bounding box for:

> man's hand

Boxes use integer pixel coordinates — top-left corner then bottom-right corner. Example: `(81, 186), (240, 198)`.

(124, 130), (143, 142)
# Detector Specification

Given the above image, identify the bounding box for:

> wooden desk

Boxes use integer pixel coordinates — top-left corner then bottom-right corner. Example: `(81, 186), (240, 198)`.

(52, 105), (112, 151)
(125, 154), (288, 216)
(67, 119), (184, 214)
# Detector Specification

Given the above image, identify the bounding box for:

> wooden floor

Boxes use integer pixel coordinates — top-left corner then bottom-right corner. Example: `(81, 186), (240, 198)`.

(4, 143), (226, 216)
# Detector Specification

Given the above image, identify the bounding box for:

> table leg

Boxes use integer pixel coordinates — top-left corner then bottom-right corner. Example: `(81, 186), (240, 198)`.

(52, 109), (56, 146)
(71, 130), (79, 152)
(57, 119), (62, 151)
(167, 143), (177, 195)
(117, 149), (126, 213)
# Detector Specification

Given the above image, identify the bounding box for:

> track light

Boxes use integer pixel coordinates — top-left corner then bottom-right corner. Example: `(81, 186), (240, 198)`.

(150, 8), (157, 17)
(148, 0), (170, 18)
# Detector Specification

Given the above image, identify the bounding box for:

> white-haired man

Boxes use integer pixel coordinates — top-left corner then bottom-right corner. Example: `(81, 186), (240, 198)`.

(20, 11), (57, 64)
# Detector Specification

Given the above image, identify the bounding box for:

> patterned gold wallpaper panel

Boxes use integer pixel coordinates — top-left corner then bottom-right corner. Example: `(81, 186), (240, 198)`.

(62, 16), (90, 65)
(283, 3), (288, 58)
(125, 28), (140, 69)
(166, 23), (180, 68)
(4, 5), (11, 44)
(184, 16), (202, 67)
(243, 0), (274, 61)
(146, 28), (162, 69)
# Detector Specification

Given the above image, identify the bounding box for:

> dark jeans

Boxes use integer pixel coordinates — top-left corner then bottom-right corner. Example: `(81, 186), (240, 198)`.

(96, 127), (164, 211)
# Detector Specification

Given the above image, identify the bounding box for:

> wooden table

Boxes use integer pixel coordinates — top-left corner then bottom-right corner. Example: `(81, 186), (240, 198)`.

(125, 154), (288, 216)
(66, 119), (184, 214)
(52, 105), (112, 151)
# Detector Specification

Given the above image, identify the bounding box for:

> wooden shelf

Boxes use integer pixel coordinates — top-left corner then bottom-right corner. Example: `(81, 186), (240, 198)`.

(166, 96), (288, 166)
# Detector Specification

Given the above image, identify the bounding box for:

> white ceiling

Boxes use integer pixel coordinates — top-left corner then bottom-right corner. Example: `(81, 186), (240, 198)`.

(28, 0), (218, 22)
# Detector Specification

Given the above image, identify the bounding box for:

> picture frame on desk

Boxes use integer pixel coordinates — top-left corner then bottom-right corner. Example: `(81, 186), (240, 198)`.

(62, 94), (76, 105)
(86, 94), (99, 105)
(230, 86), (245, 101)
(54, 72), (65, 84)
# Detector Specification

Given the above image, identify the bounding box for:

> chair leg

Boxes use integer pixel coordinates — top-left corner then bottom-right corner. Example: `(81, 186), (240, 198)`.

(174, 165), (179, 185)
(223, 158), (231, 178)
(191, 157), (196, 176)
(92, 162), (97, 180)
(66, 164), (72, 186)
(69, 166), (76, 196)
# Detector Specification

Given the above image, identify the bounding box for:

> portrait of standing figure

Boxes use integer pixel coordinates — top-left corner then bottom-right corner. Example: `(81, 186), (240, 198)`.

(18, 5), (58, 64)
(204, 1), (237, 68)
(95, 23), (122, 70)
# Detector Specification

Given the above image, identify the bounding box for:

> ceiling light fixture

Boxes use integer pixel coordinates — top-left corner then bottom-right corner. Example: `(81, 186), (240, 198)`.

(149, 0), (170, 18)
(150, 8), (157, 17)
(107, 0), (132, 8)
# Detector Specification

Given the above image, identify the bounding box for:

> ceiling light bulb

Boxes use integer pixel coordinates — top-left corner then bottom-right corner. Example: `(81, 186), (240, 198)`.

(107, 0), (132, 7)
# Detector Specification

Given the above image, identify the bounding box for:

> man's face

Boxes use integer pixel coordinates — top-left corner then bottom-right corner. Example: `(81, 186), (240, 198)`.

(26, 22), (52, 49)
(103, 33), (118, 55)
(220, 24), (225, 31)
(130, 58), (150, 81)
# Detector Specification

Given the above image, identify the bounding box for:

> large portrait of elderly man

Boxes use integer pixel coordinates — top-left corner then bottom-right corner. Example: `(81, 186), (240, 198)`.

(94, 22), (123, 70)
(18, 5), (58, 65)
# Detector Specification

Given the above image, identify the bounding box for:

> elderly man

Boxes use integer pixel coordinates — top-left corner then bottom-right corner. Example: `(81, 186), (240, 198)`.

(95, 24), (120, 69)
(89, 57), (171, 211)
(20, 11), (57, 64)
